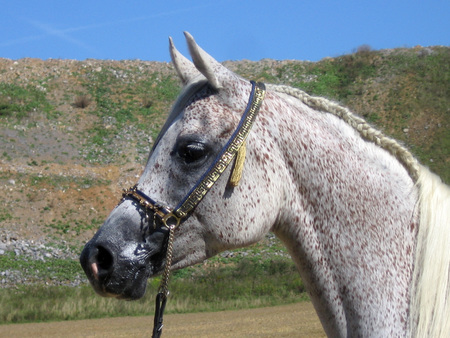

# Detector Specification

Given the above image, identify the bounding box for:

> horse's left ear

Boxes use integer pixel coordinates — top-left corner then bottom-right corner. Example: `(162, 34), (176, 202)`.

(184, 32), (224, 90)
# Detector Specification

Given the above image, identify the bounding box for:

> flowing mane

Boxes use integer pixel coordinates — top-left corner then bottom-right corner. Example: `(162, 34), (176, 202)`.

(269, 83), (450, 337)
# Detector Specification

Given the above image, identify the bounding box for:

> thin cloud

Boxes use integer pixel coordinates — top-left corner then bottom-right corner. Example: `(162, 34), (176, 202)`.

(24, 19), (99, 53)
(1, 4), (214, 49)
(0, 33), (48, 47)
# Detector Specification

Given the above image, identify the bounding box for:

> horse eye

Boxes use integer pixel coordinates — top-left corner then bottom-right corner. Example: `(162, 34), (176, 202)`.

(177, 142), (208, 164)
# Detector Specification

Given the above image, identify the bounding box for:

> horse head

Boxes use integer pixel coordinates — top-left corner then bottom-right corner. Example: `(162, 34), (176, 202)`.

(80, 32), (283, 300)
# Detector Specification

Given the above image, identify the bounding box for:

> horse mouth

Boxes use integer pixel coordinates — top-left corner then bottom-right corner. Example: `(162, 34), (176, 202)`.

(83, 260), (152, 300)
(80, 243), (166, 300)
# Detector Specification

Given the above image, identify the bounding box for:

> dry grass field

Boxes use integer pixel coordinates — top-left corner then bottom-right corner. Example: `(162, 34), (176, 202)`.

(1, 302), (326, 337)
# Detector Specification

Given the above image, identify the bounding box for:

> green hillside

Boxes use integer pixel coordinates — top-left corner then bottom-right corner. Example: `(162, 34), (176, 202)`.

(0, 44), (448, 252)
(0, 46), (448, 254)
(0, 44), (448, 324)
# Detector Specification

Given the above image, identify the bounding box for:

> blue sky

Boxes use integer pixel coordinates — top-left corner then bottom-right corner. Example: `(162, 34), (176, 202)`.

(1, 1), (449, 62)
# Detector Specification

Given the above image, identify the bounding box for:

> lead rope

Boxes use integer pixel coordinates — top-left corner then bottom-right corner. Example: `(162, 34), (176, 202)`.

(152, 224), (176, 338)
(151, 142), (245, 337)
(142, 81), (265, 337)
(151, 143), (246, 337)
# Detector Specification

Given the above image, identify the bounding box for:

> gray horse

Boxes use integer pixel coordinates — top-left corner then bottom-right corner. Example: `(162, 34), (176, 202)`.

(81, 33), (450, 337)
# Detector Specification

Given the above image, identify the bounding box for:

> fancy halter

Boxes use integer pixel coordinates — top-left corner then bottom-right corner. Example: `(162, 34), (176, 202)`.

(122, 81), (265, 229)
(121, 81), (265, 337)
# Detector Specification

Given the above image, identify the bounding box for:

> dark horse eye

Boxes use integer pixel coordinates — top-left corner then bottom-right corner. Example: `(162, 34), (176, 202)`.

(177, 142), (208, 164)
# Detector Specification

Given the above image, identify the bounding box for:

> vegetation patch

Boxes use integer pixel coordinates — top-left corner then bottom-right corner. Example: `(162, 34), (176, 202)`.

(0, 255), (306, 324)
(0, 83), (53, 121)
(0, 251), (81, 284)
(77, 70), (180, 164)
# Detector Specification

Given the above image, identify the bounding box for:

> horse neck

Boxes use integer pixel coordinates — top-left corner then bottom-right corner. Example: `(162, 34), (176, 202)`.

(264, 91), (419, 336)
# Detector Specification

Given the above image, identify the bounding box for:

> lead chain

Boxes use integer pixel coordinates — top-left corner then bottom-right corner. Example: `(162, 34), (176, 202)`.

(158, 224), (176, 298)
(151, 224), (176, 337)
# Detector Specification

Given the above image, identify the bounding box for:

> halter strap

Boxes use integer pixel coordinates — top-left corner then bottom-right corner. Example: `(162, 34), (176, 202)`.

(122, 81), (266, 229)
(173, 81), (265, 218)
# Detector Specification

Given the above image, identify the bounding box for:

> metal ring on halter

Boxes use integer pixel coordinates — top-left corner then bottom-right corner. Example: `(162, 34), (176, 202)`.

(161, 213), (181, 229)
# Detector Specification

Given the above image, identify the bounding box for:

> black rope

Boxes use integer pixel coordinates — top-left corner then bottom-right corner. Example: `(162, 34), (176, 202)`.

(152, 292), (167, 338)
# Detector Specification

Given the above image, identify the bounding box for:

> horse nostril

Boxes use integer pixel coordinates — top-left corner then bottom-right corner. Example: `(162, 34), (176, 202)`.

(91, 262), (99, 280)
(95, 245), (114, 276)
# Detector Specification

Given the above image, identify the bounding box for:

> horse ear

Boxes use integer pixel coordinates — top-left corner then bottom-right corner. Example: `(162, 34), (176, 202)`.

(169, 37), (202, 85)
(184, 32), (223, 90)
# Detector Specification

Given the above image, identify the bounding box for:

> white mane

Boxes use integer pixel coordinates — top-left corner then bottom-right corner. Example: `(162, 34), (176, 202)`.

(268, 84), (450, 337)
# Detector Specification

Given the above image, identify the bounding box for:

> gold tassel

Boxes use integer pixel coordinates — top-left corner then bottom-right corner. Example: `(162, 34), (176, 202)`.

(229, 142), (246, 187)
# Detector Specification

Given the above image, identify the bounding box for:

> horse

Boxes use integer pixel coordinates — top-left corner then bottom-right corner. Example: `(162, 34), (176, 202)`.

(80, 32), (450, 337)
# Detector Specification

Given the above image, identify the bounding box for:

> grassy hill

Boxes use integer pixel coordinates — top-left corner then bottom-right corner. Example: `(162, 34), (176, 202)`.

(0, 44), (448, 324)
(1, 45), (448, 248)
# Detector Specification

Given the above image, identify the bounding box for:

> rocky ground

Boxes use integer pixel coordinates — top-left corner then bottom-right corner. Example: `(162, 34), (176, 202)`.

(0, 230), (84, 287)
